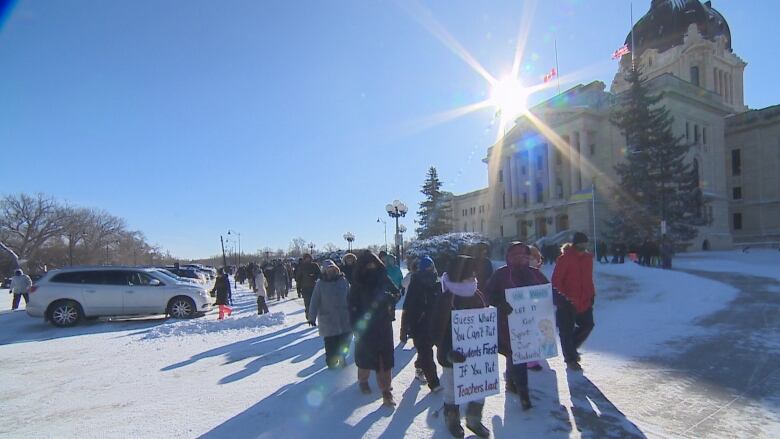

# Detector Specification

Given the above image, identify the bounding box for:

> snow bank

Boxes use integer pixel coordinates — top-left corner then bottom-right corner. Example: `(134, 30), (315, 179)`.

(675, 249), (780, 281)
(140, 312), (285, 340)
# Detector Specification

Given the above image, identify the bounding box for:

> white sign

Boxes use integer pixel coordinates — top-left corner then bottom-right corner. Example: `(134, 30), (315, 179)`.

(451, 307), (500, 404)
(505, 283), (559, 364)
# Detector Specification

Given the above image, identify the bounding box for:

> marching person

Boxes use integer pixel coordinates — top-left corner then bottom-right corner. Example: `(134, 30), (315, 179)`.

(485, 242), (549, 410)
(431, 255), (490, 438)
(211, 267), (233, 320)
(400, 255), (441, 392)
(341, 253), (357, 284)
(384, 254), (404, 293)
(552, 232), (596, 371)
(254, 267), (270, 315)
(9, 268), (32, 310)
(307, 260), (352, 369)
(273, 260), (289, 300)
(348, 251), (400, 406)
(295, 254), (321, 315)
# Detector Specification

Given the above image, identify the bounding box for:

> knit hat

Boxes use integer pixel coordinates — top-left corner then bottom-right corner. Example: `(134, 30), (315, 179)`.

(418, 256), (435, 272)
(506, 241), (530, 267)
(572, 232), (589, 245)
(321, 259), (339, 271)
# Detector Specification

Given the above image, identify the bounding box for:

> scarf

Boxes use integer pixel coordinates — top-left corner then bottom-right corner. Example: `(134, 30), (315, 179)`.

(441, 272), (478, 297)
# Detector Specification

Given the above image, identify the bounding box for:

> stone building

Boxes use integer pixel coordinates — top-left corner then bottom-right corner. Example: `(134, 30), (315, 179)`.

(451, 0), (779, 250)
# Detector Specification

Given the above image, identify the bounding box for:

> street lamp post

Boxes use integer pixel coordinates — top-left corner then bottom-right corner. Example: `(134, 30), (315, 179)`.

(105, 239), (120, 265)
(67, 231), (87, 266)
(376, 218), (388, 251)
(228, 229), (241, 268)
(308, 242), (316, 256)
(398, 224), (407, 261)
(343, 232), (355, 251)
(385, 200), (408, 260)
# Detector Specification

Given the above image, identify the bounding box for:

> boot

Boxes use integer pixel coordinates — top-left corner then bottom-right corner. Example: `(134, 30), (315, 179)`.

(359, 382), (371, 394)
(465, 402), (491, 438)
(444, 404), (464, 438)
(519, 388), (532, 411)
(382, 391), (396, 406)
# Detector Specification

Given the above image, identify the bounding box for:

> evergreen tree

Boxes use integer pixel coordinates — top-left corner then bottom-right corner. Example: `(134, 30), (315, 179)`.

(416, 167), (453, 239)
(606, 67), (705, 246)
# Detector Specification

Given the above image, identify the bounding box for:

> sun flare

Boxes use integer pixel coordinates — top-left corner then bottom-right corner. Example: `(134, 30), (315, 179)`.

(490, 76), (528, 121)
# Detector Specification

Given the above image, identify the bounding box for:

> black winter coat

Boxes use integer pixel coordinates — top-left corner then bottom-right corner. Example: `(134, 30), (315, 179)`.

(348, 273), (400, 371)
(296, 262), (321, 291)
(212, 275), (232, 305)
(430, 288), (489, 368)
(401, 271), (439, 340)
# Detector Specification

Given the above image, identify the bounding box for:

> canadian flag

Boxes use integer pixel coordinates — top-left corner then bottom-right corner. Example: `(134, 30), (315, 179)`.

(612, 44), (630, 60)
(543, 67), (557, 83)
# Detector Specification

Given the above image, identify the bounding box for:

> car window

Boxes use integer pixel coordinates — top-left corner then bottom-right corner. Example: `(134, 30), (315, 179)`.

(103, 270), (130, 286)
(129, 271), (156, 286)
(51, 272), (86, 283)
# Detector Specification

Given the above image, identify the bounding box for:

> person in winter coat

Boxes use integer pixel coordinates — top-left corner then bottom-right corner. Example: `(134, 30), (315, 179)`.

(485, 242), (550, 410)
(254, 268), (270, 315)
(383, 254), (403, 292)
(296, 254), (321, 315)
(9, 269), (32, 310)
(401, 257), (418, 291)
(472, 242), (494, 292)
(552, 232), (596, 371)
(341, 253), (357, 284)
(273, 261), (289, 300)
(210, 267), (233, 319)
(348, 251), (400, 406)
(400, 256), (441, 392)
(307, 259), (352, 369)
(430, 255), (491, 438)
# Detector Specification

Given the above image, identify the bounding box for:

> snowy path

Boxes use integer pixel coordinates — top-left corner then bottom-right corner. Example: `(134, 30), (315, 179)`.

(1, 252), (779, 438)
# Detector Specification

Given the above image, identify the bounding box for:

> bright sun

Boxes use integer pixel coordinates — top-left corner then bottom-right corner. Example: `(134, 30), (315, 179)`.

(490, 76), (528, 120)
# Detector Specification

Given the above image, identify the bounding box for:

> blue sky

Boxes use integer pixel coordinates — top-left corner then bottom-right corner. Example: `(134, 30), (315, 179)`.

(2, 0), (778, 259)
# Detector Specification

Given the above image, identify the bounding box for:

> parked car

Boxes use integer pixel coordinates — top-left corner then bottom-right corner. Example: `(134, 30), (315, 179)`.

(154, 268), (200, 286)
(164, 267), (206, 285)
(26, 266), (212, 327)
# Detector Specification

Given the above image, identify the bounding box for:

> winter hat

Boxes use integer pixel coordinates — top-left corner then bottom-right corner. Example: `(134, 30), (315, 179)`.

(342, 253), (357, 264)
(321, 259), (339, 271)
(418, 256), (435, 272)
(572, 232), (589, 245)
(14, 269), (23, 276)
(506, 241), (530, 266)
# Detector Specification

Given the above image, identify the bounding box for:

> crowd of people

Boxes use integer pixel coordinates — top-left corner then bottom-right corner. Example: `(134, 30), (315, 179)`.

(215, 232), (597, 438)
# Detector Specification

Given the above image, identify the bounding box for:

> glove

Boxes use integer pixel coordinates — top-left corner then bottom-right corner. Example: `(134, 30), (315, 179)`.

(449, 350), (467, 364)
(499, 302), (513, 316)
(307, 320), (317, 327)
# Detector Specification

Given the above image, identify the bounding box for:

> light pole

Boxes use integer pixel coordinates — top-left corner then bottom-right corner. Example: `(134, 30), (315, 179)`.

(220, 235), (227, 268)
(343, 232), (355, 251)
(385, 200), (408, 260)
(228, 229), (241, 268)
(377, 218), (388, 251)
(105, 239), (120, 265)
(67, 231), (87, 266)
(398, 224), (407, 261)
(308, 242), (316, 256)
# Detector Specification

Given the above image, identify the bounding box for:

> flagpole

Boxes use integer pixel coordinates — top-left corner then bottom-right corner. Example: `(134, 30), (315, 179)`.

(554, 39), (561, 94)
(630, 2), (635, 69)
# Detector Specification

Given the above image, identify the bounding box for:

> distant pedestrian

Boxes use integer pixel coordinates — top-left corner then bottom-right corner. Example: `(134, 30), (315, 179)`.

(431, 255), (491, 438)
(9, 269), (32, 310)
(597, 241), (609, 264)
(348, 251), (400, 406)
(400, 256), (441, 392)
(552, 232), (596, 371)
(211, 267), (233, 320)
(254, 268), (269, 315)
(341, 253), (357, 284)
(273, 261), (289, 300)
(384, 254), (403, 292)
(308, 260), (352, 369)
(296, 254), (321, 315)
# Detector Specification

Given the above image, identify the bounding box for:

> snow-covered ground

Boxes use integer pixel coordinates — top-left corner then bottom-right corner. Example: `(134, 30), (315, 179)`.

(1, 250), (778, 438)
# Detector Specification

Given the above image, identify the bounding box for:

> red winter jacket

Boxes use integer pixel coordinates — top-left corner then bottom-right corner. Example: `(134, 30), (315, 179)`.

(552, 246), (595, 313)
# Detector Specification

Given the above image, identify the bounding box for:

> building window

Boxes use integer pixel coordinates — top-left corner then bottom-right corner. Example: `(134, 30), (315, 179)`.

(536, 156), (543, 171)
(502, 193), (506, 209)
(522, 192), (528, 206)
(702, 127), (707, 145)
(686, 122), (690, 142)
(536, 183), (544, 203)
(498, 170), (503, 183)
(690, 66), (700, 86)
(556, 179), (563, 198)
(500, 225), (504, 237)
(694, 125), (700, 144)
(480, 219), (484, 233)
(733, 213), (742, 230)
(733, 187), (742, 200)
(464, 222), (468, 232)
(555, 150), (562, 165)
(731, 149), (741, 176)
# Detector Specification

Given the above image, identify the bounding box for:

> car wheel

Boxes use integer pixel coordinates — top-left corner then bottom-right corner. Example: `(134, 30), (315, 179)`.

(48, 300), (82, 327)
(168, 297), (196, 319)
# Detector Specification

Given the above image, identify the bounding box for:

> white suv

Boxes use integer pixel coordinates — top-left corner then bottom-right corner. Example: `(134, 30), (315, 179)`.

(26, 267), (213, 327)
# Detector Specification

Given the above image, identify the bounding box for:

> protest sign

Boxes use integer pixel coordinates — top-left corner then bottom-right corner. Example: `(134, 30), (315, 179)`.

(451, 307), (500, 404)
(505, 283), (558, 364)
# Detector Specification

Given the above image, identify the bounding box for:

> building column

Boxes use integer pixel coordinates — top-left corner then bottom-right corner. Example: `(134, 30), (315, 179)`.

(528, 147), (537, 205)
(509, 154), (519, 208)
(568, 132), (578, 195)
(547, 142), (556, 201)
(503, 156), (512, 209)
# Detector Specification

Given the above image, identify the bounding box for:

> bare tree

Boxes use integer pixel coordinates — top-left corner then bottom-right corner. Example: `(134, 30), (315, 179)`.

(288, 237), (307, 257)
(0, 193), (68, 264)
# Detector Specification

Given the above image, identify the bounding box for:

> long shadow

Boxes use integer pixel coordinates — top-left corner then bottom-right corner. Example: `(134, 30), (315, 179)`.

(161, 322), (313, 372)
(566, 372), (646, 438)
(218, 334), (323, 384)
(490, 362), (573, 438)
(0, 310), (171, 346)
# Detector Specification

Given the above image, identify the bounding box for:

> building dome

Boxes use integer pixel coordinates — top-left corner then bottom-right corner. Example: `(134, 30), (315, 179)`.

(622, 0), (731, 63)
